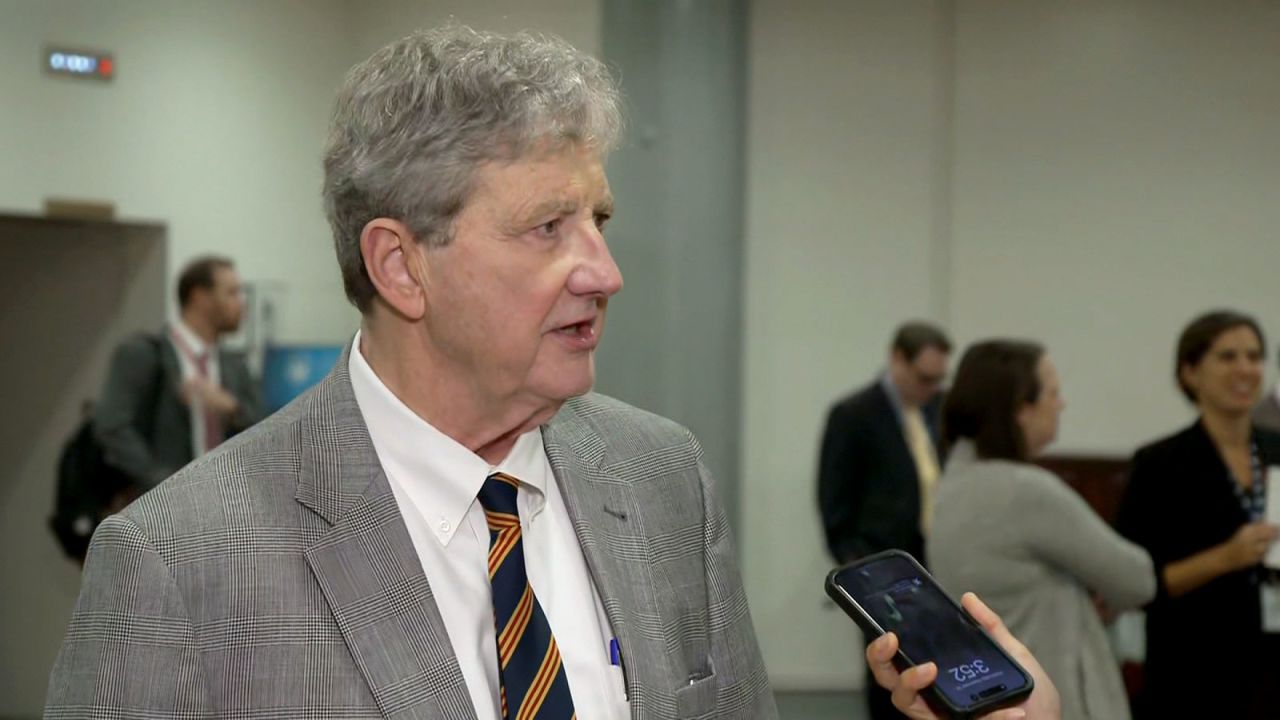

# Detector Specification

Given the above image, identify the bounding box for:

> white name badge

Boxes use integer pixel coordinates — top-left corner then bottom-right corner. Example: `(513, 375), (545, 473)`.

(1265, 467), (1280, 570)
(1262, 584), (1280, 633)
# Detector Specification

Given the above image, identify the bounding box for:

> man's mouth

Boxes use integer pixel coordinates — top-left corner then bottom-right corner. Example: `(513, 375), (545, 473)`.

(556, 319), (596, 337)
(550, 316), (602, 349)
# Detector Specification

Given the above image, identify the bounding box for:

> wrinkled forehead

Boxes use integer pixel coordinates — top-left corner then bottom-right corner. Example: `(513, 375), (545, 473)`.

(469, 140), (612, 206)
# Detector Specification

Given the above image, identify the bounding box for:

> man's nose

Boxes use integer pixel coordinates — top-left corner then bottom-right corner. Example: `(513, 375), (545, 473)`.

(568, 225), (623, 297)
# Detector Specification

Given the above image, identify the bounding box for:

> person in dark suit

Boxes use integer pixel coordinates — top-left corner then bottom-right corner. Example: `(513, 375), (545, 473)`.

(818, 321), (951, 719)
(1117, 310), (1280, 720)
(93, 255), (263, 491)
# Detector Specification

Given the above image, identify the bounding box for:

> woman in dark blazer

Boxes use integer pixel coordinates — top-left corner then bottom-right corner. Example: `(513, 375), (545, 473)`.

(1117, 310), (1280, 720)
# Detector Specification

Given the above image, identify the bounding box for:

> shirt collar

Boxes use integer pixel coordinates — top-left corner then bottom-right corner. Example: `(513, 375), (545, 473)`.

(880, 371), (906, 422)
(346, 331), (549, 547)
(171, 318), (210, 358)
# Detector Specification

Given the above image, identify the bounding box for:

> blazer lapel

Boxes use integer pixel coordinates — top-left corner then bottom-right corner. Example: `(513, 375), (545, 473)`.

(542, 398), (653, 706)
(298, 351), (477, 720)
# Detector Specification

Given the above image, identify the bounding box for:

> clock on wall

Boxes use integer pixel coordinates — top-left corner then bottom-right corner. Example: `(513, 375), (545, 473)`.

(45, 47), (113, 81)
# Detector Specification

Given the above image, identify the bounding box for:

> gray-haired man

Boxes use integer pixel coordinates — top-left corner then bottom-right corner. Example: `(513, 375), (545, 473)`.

(46, 26), (775, 719)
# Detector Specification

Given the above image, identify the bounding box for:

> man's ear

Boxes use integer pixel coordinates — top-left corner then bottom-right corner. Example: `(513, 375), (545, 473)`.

(360, 218), (427, 320)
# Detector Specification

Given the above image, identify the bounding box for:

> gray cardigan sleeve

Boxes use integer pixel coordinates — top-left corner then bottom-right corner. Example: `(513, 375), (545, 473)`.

(1017, 466), (1156, 611)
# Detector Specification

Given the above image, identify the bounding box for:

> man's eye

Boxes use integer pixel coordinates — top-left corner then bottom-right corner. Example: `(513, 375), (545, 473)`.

(536, 219), (561, 236)
(594, 212), (611, 230)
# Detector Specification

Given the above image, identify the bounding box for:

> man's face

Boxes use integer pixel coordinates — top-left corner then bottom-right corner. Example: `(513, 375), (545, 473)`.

(208, 266), (244, 334)
(414, 142), (623, 410)
(890, 346), (949, 407)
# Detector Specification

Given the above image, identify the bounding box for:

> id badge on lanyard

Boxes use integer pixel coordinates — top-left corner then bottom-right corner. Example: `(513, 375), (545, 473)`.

(1256, 459), (1280, 632)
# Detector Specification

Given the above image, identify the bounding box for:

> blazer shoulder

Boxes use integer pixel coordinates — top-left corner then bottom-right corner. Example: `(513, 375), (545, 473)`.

(560, 393), (700, 459)
(1132, 422), (1203, 466)
(830, 381), (889, 420)
(117, 394), (311, 538)
(111, 330), (166, 361)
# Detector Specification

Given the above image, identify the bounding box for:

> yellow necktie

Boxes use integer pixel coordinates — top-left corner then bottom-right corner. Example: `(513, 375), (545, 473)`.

(902, 407), (940, 535)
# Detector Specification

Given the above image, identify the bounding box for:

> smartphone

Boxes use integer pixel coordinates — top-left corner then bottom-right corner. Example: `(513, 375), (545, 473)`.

(825, 550), (1034, 719)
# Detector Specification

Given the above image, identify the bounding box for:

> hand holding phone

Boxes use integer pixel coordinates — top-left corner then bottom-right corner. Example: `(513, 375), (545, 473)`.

(826, 550), (1060, 719)
(866, 592), (1060, 720)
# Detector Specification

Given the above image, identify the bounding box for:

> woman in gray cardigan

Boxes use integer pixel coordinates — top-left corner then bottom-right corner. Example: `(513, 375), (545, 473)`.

(927, 340), (1154, 720)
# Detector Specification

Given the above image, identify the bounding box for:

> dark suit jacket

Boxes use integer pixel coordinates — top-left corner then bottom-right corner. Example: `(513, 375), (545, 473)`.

(92, 329), (264, 489)
(1116, 420), (1280, 719)
(817, 379), (941, 565)
(47, 348), (777, 718)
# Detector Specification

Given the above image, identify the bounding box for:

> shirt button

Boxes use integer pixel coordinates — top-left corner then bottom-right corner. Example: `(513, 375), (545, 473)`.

(438, 519), (451, 534)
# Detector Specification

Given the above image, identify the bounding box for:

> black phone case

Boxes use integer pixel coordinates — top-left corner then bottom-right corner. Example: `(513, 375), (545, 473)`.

(824, 550), (1034, 719)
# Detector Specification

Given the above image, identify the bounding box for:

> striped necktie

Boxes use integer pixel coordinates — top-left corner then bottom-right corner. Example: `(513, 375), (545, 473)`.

(478, 472), (576, 720)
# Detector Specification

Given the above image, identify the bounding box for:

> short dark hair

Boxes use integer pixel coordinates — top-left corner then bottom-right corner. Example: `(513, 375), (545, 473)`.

(891, 321), (952, 361)
(1175, 310), (1266, 403)
(177, 255), (234, 309)
(943, 339), (1045, 462)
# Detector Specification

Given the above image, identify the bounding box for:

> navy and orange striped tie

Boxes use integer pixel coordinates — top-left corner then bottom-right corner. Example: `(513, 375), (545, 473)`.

(479, 472), (576, 720)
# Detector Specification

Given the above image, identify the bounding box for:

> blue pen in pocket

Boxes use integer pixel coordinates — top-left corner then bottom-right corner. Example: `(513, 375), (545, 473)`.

(609, 637), (622, 666)
(608, 637), (628, 702)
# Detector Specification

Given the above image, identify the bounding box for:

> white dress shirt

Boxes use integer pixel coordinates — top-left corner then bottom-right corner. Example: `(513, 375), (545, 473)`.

(347, 333), (629, 719)
(169, 319), (221, 457)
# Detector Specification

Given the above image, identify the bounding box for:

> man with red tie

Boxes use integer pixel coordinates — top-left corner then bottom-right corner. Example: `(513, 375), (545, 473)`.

(92, 255), (264, 491)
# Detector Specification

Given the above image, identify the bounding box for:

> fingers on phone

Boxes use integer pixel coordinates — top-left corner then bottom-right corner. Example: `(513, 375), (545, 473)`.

(866, 634), (899, 687)
(891, 663), (938, 718)
(961, 592), (1004, 631)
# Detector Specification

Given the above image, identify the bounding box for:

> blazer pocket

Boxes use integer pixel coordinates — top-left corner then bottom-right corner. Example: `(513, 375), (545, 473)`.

(675, 671), (717, 719)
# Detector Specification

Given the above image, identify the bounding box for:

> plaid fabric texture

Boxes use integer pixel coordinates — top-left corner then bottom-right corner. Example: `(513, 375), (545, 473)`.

(45, 345), (778, 719)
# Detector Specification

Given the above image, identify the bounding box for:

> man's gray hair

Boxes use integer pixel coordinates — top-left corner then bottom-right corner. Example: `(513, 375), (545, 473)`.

(322, 25), (623, 312)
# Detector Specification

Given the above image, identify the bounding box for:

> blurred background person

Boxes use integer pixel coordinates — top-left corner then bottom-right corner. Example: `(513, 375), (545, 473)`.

(1253, 345), (1280, 433)
(1117, 310), (1280, 719)
(94, 255), (264, 493)
(818, 321), (951, 719)
(928, 339), (1154, 720)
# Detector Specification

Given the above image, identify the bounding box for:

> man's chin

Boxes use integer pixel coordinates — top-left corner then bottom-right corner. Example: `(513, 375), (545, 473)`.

(542, 374), (595, 404)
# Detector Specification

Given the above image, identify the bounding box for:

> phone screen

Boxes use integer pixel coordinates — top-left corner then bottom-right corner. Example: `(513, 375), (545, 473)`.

(832, 554), (1029, 710)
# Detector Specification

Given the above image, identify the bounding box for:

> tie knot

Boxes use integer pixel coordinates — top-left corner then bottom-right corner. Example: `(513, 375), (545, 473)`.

(479, 472), (521, 517)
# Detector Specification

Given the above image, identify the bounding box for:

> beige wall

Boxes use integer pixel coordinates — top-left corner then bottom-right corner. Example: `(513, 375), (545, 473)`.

(742, 0), (1280, 690)
(0, 0), (357, 344)
(950, 0), (1280, 451)
(345, 0), (601, 61)
(742, 0), (951, 690)
(0, 216), (166, 714)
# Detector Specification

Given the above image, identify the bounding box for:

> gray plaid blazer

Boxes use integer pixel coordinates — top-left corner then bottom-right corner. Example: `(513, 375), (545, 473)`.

(45, 350), (777, 719)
